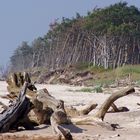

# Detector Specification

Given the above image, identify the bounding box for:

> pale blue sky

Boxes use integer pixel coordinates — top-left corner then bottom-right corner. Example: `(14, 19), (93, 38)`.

(0, 0), (139, 65)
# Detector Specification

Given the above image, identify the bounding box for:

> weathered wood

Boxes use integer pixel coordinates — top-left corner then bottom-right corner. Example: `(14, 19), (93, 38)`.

(65, 103), (97, 117)
(111, 103), (119, 112)
(36, 88), (66, 111)
(0, 82), (33, 132)
(32, 88), (67, 124)
(6, 72), (37, 100)
(35, 88), (97, 121)
(32, 88), (72, 138)
(3, 72), (135, 137)
(70, 87), (135, 128)
(51, 112), (72, 140)
(80, 103), (98, 115)
(5, 73), (72, 137)
(109, 103), (129, 113)
(95, 87), (135, 120)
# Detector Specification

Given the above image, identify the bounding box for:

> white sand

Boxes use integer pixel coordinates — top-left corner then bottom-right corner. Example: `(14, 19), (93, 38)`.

(0, 81), (140, 139)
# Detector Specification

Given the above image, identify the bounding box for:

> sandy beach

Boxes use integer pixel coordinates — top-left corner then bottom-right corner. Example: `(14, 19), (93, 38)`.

(0, 81), (140, 139)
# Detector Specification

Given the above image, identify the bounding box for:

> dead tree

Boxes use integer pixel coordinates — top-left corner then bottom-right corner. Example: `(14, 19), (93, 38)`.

(0, 82), (34, 132)
(109, 103), (129, 113)
(33, 86), (134, 139)
(27, 86), (134, 140)
(32, 88), (98, 140)
(70, 87), (134, 127)
(33, 88), (72, 139)
(6, 72), (36, 100)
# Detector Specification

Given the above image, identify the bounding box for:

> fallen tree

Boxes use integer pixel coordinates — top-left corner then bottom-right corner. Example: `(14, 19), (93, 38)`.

(0, 72), (135, 139)
(70, 87), (134, 126)
(0, 82), (34, 132)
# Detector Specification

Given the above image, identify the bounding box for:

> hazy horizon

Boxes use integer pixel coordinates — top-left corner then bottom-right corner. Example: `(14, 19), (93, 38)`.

(0, 0), (140, 66)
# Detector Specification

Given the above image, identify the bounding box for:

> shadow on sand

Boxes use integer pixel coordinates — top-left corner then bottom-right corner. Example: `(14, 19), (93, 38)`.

(34, 124), (84, 133)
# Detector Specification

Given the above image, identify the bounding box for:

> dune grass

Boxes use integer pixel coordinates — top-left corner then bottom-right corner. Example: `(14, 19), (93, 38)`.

(86, 65), (140, 86)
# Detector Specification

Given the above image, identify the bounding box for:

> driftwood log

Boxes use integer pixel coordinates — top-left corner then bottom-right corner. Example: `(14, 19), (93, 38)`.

(6, 72), (36, 100)
(70, 87), (135, 127)
(0, 72), (135, 139)
(4, 73), (74, 139)
(33, 88), (71, 138)
(109, 103), (129, 113)
(95, 87), (134, 120)
(32, 86), (135, 139)
(0, 82), (34, 132)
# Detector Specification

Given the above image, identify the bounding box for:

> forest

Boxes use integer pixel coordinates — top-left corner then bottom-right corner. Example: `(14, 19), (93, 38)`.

(10, 2), (140, 72)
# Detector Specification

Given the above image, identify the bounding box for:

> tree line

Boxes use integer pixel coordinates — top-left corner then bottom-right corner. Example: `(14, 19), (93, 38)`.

(10, 2), (140, 72)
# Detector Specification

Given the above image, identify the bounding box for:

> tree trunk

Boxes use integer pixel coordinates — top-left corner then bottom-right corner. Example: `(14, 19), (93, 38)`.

(0, 82), (33, 132)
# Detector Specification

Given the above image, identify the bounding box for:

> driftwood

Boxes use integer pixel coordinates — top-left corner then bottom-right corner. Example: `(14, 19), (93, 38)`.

(33, 88), (72, 139)
(0, 82), (33, 132)
(70, 87), (135, 128)
(3, 70), (98, 125)
(2, 72), (135, 139)
(34, 86), (134, 138)
(1, 73), (73, 139)
(65, 103), (97, 117)
(36, 88), (98, 118)
(50, 113), (72, 140)
(32, 88), (67, 124)
(109, 103), (129, 113)
(6, 72), (36, 100)
(95, 87), (134, 120)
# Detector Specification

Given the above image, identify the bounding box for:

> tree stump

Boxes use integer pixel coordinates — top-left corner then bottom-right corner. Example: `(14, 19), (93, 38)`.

(0, 82), (34, 132)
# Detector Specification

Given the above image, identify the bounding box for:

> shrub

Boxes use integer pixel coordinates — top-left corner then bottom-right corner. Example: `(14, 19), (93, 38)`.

(94, 85), (103, 93)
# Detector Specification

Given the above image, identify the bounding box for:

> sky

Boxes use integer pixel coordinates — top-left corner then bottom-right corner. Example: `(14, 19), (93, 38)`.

(0, 0), (140, 65)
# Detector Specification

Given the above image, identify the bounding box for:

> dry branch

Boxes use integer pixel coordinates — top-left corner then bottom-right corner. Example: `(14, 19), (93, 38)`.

(0, 82), (33, 132)
(51, 111), (72, 140)
(111, 103), (120, 112)
(80, 103), (98, 115)
(65, 103), (97, 117)
(95, 87), (135, 120)
(70, 87), (135, 129)
(109, 103), (129, 113)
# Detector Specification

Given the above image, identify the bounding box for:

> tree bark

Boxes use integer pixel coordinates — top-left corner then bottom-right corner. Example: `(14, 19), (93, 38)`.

(0, 82), (33, 132)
